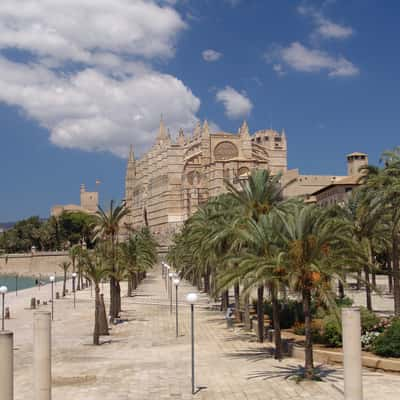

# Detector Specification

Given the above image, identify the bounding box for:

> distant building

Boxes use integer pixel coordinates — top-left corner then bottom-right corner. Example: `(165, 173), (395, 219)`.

(311, 152), (368, 206)
(51, 184), (99, 217)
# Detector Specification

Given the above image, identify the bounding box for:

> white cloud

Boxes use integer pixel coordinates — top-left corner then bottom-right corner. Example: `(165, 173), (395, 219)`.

(266, 42), (359, 77)
(273, 64), (286, 76)
(0, 0), (205, 157)
(202, 49), (222, 62)
(0, 0), (186, 63)
(297, 4), (353, 40)
(216, 86), (253, 119)
(0, 57), (200, 157)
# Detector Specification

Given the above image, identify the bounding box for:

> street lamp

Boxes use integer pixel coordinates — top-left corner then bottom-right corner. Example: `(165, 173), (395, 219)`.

(173, 277), (180, 337)
(49, 276), (55, 321)
(168, 272), (173, 314)
(72, 272), (77, 309)
(0, 286), (8, 331)
(186, 292), (198, 394)
(165, 265), (170, 292)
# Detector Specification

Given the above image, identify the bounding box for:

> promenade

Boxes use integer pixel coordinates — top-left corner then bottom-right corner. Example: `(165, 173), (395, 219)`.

(4, 266), (400, 399)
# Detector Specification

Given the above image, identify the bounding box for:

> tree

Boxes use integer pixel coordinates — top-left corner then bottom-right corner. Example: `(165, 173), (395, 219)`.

(94, 200), (129, 320)
(225, 169), (286, 343)
(361, 148), (400, 315)
(277, 203), (349, 379)
(82, 251), (110, 345)
(59, 261), (71, 297)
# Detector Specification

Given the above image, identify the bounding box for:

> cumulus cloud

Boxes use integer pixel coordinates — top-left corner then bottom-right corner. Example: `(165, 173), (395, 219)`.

(0, 0), (186, 63)
(0, 0), (204, 157)
(297, 4), (353, 40)
(216, 86), (253, 119)
(202, 49), (222, 62)
(0, 57), (200, 157)
(266, 42), (359, 77)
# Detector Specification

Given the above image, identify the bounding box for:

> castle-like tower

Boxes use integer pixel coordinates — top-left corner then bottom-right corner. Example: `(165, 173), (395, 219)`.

(124, 119), (287, 242)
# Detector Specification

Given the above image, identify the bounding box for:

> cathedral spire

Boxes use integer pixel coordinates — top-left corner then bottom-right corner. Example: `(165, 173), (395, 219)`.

(157, 114), (168, 141)
(178, 128), (185, 146)
(128, 144), (135, 162)
(193, 120), (201, 139)
(239, 120), (250, 138)
(202, 120), (210, 137)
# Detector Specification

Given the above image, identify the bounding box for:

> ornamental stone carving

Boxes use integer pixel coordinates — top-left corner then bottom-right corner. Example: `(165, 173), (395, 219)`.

(214, 141), (239, 160)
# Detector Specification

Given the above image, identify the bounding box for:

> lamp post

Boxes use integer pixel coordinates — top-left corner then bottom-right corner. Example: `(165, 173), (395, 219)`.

(168, 272), (173, 315)
(161, 262), (165, 278)
(165, 265), (170, 292)
(0, 286), (8, 331)
(186, 292), (198, 394)
(49, 275), (55, 321)
(173, 277), (180, 337)
(72, 272), (77, 309)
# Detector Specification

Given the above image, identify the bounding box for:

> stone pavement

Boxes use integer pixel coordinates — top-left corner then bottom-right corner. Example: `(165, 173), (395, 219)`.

(5, 267), (400, 399)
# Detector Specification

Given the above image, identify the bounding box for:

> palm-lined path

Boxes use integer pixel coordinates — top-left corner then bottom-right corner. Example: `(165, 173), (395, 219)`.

(8, 265), (400, 399)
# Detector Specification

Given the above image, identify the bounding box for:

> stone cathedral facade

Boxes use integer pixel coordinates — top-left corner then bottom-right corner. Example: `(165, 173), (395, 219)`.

(123, 119), (287, 242)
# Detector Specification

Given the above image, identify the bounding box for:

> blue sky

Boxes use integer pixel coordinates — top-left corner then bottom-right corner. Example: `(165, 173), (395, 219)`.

(0, 0), (399, 221)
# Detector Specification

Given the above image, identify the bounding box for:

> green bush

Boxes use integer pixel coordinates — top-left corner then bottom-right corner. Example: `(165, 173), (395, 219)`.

(321, 315), (342, 347)
(372, 319), (400, 357)
(254, 300), (304, 329)
(360, 307), (380, 333)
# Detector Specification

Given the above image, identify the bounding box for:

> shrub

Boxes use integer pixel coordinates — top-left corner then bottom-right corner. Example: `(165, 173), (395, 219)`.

(372, 319), (400, 357)
(258, 300), (304, 329)
(360, 307), (380, 333)
(292, 320), (324, 342)
(321, 315), (342, 347)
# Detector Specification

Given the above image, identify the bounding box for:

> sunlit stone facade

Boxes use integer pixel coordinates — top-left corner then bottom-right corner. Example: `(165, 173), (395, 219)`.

(124, 119), (287, 240)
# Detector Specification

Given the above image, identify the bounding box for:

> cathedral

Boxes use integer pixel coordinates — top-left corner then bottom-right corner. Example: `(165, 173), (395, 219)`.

(123, 118), (287, 242)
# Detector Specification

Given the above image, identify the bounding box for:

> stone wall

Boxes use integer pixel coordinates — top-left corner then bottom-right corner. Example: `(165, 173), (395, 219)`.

(0, 252), (70, 276)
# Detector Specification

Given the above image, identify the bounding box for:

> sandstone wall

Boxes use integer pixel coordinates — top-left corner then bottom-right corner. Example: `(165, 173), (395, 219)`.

(0, 252), (70, 276)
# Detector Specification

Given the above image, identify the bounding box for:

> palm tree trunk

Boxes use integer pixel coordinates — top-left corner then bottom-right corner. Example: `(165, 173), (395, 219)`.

(271, 285), (282, 360)
(392, 233), (400, 316)
(338, 280), (345, 299)
(356, 270), (361, 290)
(116, 281), (121, 315)
(127, 276), (132, 297)
(243, 293), (251, 330)
(94, 285), (101, 345)
(204, 271), (210, 294)
(387, 256), (393, 293)
(62, 270), (67, 297)
(302, 288), (314, 379)
(234, 283), (240, 321)
(257, 285), (264, 343)
(99, 294), (109, 335)
(364, 266), (372, 311)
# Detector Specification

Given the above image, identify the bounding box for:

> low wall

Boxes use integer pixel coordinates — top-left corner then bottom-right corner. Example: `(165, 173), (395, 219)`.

(0, 252), (69, 276)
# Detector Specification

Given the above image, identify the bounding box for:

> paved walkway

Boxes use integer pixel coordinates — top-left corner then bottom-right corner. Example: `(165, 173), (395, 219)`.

(5, 267), (400, 399)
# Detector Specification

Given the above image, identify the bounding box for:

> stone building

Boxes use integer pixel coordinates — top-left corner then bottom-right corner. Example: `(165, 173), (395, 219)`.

(124, 118), (369, 242)
(124, 119), (287, 239)
(51, 184), (99, 217)
(311, 152), (368, 206)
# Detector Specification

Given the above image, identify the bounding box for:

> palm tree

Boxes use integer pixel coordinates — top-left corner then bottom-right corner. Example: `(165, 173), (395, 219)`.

(219, 213), (287, 359)
(225, 169), (286, 343)
(361, 148), (400, 315)
(94, 200), (129, 320)
(277, 203), (350, 379)
(82, 252), (110, 345)
(59, 261), (71, 297)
